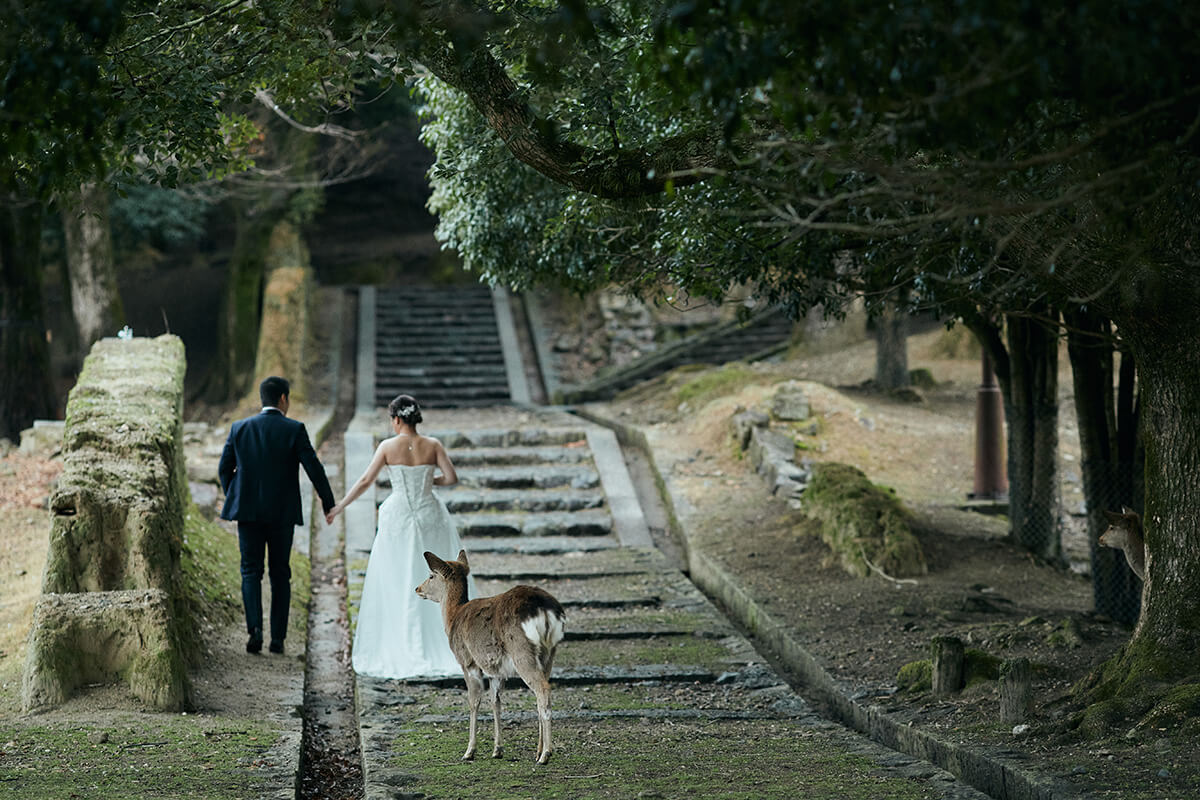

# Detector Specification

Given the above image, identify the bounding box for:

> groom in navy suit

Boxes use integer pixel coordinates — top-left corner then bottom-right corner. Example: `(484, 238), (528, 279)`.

(219, 376), (335, 654)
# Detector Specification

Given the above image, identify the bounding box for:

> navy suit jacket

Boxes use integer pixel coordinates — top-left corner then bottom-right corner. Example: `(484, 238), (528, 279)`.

(218, 409), (335, 526)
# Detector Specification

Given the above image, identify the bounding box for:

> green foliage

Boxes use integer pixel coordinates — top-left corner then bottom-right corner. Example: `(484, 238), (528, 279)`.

(109, 184), (214, 252)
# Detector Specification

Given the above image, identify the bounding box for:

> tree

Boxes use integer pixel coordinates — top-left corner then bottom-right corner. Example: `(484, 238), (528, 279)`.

(2, 1), (394, 420)
(407, 0), (1200, 727)
(60, 183), (125, 356)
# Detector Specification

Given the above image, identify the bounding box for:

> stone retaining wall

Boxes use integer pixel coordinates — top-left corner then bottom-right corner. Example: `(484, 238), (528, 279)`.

(22, 335), (191, 712)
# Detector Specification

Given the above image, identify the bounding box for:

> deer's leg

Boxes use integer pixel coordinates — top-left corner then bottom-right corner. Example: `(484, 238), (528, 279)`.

(488, 676), (504, 758)
(463, 669), (485, 761)
(532, 674), (553, 765)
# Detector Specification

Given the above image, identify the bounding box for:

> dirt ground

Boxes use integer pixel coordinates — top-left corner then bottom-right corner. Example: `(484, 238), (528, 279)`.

(602, 328), (1195, 799)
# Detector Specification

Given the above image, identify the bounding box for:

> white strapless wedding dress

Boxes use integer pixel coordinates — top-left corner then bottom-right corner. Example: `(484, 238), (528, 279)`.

(352, 463), (475, 679)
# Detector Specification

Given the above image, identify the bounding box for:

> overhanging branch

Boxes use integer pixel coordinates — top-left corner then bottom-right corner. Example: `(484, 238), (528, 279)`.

(416, 38), (732, 199)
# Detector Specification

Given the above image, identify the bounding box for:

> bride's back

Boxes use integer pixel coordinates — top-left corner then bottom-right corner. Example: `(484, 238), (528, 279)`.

(383, 434), (440, 467)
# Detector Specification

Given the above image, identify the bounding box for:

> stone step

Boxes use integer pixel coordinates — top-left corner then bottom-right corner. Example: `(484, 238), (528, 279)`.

(376, 343), (503, 358)
(449, 464), (601, 490)
(374, 387), (510, 406)
(466, 548), (673, 578)
(564, 605), (735, 638)
(453, 509), (612, 538)
(459, 535), (620, 554)
(447, 446), (594, 466)
(438, 488), (605, 513)
(376, 354), (505, 369)
(428, 429), (589, 448)
(555, 633), (753, 672)
(377, 316), (497, 329)
(402, 664), (721, 688)
(373, 364), (509, 378)
(373, 373), (510, 389)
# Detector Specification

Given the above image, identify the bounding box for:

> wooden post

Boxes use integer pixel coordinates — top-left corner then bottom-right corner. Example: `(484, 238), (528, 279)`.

(931, 636), (965, 695)
(999, 657), (1032, 723)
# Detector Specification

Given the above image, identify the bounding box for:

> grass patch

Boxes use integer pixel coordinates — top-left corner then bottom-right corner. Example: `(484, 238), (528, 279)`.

(674, 364), (762, 408)
(179, 507), (242, 635)
(0, 716), (281, 799)
(555, 635), (736, 670)
(386, 718), (930, 799)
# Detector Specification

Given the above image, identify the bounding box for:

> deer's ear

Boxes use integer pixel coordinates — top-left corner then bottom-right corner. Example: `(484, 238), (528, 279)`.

(458, 549), (469, 567)
(424, 551), (445, 571)
(1121, 505), (1134, 516)
(1103, 510), (1122, 523)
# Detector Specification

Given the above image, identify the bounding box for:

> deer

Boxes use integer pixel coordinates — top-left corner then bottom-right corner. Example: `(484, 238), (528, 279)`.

(416, 550), (566, 765)
(1100, 507), (1146, 581)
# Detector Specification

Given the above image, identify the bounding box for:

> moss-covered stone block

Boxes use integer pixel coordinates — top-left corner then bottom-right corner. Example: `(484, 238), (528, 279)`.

(43, 335), (188, 596)
(24, 335), (192, 711)
(22, 590), (188, 712)
(250, 222), (314, 404)
(802, 462), (927, 578)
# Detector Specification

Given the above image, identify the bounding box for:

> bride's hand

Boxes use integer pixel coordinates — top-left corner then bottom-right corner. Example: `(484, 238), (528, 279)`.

(325, 505), (341, 525)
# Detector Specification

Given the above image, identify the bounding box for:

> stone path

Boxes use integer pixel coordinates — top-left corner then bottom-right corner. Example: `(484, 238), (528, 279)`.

(342, 406), (991, 800)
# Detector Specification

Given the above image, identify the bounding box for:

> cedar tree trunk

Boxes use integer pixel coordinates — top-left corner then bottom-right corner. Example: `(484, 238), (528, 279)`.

(61, 182), (124, 352)
(0, 199), (56, 440)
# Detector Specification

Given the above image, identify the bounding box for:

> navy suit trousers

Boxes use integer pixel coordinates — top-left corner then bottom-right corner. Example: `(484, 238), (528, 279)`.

(238, 521), (295, 643)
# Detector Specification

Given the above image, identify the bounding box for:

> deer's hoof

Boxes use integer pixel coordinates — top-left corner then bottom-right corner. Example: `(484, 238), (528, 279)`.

(461, 751), (476, 762)
(535, 751), (551, 766)
(491, 747), (503, 759)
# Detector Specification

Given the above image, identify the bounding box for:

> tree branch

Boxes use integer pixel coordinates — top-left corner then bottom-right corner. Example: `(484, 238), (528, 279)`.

(416, 38), (732, 199)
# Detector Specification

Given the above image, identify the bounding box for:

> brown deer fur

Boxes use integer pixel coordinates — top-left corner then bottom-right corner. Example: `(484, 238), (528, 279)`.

(416, 550), (566, 764)
(1100, 507), (1146, 581)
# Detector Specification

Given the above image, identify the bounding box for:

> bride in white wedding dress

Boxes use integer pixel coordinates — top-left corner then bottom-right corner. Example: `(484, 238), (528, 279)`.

(325, 394), (475, 679)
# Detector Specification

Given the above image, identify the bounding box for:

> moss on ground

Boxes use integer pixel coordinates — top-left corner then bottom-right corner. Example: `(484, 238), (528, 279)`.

(554, 634), (736, 670)
(802, 462), (927, 579)
(0, 716), (281, 799)
(896, 649), (1000, 693)
(674, 364), (763, 408)
(386, 718), (930, 799)
(897, 660), (932, 692)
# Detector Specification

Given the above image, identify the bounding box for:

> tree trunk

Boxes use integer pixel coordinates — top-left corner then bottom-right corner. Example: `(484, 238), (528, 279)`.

(60, 183), (124, 354)
(1054, 254), (1200, 731)
(872, 304), (909, 390)
(1065, 308), (1142, 625)
(1003, 312), (1062, 561)
(204, 204), (278, 403)
(962, 310), (1062, 560)
(1125, 334), (1200, 658)
(0, 199), (56, 441)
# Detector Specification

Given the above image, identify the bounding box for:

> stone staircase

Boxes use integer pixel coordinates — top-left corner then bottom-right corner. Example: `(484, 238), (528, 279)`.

(373, 286), (511, 407)
(377, 426), (623, 557)
(558, 305), (795, 403)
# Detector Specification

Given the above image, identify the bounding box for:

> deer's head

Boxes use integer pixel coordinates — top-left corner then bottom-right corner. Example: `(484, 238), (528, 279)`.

(416, 550), (471, 602)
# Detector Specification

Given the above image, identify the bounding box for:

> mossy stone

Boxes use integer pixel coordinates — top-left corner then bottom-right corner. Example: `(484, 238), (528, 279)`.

(802, 462), (927, 579)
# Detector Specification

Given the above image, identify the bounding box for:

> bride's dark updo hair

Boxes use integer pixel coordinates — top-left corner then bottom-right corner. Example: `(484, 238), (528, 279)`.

(388, 394), (423, 426)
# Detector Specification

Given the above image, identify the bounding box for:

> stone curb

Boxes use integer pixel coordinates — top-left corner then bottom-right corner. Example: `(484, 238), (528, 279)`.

(574, 408), (1079, 800)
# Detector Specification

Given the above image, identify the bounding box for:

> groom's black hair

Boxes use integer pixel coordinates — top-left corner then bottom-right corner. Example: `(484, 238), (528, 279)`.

(260, 376), (290, 407)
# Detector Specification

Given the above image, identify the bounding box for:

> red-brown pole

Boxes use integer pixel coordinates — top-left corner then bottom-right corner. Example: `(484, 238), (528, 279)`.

(970, 350), (1008, 500)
